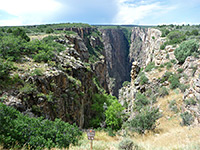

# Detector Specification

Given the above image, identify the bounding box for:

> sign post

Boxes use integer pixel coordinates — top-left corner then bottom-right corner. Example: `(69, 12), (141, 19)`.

(87, 129), (95, 150)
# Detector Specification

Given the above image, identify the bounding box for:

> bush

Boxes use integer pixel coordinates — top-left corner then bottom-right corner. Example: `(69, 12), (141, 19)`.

(158, 87), (169, 97)
(129, 106), (161, 134)
(180, 111), (194, 126)
(122, 81), (131, 87)
(0, 35), (26, 61)
(139, 72), (149, 85)
(179, 84), (189, 93)
(19, 83), (37, 94)
(134, 92), (150, 111)
(191, 29), (199, 36)
(90, 94), (121, 128)
(160, 43), (166, 50)
(0, 103), (82, 149)
(105, 99), (124, 130)
(184, 98), (197, 106)
(46, 28), (54, 34)
(118, 138), (136, 150)
(12, 28), (30, 42)
(168, 74), (180, 89)
(33, 50), (54, 62)
(161, 29), (170, 37)
(31, 68), (44, 76)
(169, 100), (178, 113)
(177, 68), (184, 73)
(145, 62), (155, 72)
(166, 62), (172, 70)
(0, 59), (14, 80)
(174, 40), (199, 63)
(170, 59), (177, 64)
(167, 30), (185, 44)
(185, 31), (191, 36)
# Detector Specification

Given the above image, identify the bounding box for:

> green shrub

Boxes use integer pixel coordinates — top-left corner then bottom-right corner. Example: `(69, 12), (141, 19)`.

(122, 81), (131, 87)
(33, 50), (54, 62)
(166, 62), (172, 70)
(46, 28), (54, 33)
(185, 31), (191, 36)
(191, 29), (199, 36)
(0, 59), (14, 80)
(160, 71), (173, 83)
(174, 40), (199, 63)
(105, 99), (124, 130)
(184, 98), (197, 106)
(31, 68), (44, 76)
(152, 36), (155, 39)
(0, 35), (26, 61)
(180, 112), (194, 126)
(169, 100), (178, 113)
(161, 29), (170, 37)
(12, 28), (30, 42)
(139, 73), (149, 85)
(179, 84), (189, 93)
(0, 103), (82, 149)
(166, 54), (169, 59)
(145, 62), (155, 72)
(167, 30), (185, 44)
(170, 59), (177, 64)
(118, 138), (138, 150)
(19, 83), (37, 94)
(160, 44), (166, 50)
(134, 92), (150, 111)
(168, 74), (180, 89)
(90, 94), (120, 128)
(177, 68), (184, 73)
(129, 106), (161, 134)
(158, 87), (169, 97)
(160, 64), (164, 68)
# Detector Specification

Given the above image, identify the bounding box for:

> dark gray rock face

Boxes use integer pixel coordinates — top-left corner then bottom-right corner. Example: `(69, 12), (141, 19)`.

(100, 29), (131, 96)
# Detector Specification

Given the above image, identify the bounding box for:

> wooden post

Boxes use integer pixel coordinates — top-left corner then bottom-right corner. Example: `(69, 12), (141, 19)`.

(90, 139), (93, 150)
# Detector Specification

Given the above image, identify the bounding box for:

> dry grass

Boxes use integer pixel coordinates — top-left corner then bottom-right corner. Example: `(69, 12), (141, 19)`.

(70, 90), (200, 150)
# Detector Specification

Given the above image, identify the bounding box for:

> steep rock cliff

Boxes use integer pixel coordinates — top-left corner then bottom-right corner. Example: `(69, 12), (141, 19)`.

(100, 29), (131, 96)
(129, 27), (164, 67)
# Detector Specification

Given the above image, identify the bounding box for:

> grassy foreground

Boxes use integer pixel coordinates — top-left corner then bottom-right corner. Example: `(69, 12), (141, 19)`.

(69, 91), (200, 150)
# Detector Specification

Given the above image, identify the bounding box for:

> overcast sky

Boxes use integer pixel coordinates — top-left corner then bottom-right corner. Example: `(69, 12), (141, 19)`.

(0, 0), (200, 26)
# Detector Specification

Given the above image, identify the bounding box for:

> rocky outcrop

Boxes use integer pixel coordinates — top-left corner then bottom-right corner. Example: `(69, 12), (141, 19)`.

(129, 27), (165, 67)
(3, 50), (99, 128)
(100, 29), (131, 96)
(131, 61), (140, 85)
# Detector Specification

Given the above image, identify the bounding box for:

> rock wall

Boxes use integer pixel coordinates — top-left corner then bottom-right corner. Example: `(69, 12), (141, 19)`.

(100, 29), (131, 96)
(129, 27), (164, 67)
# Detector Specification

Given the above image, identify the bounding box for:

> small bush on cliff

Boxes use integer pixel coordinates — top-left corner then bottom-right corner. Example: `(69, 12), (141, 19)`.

(184, 98), (197, 106)
(174, 40), (199, 63)
(168, 73), (180, 89)
(134, 92), (150, 111)
(145, 62), (155, 72)
(0, 103), (82, 149)
(139, 72), (149, 85)
(122, 81), (131, 87)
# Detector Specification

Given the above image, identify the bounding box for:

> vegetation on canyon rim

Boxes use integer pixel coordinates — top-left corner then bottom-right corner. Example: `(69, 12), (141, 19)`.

(0, 23), (200, 149)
